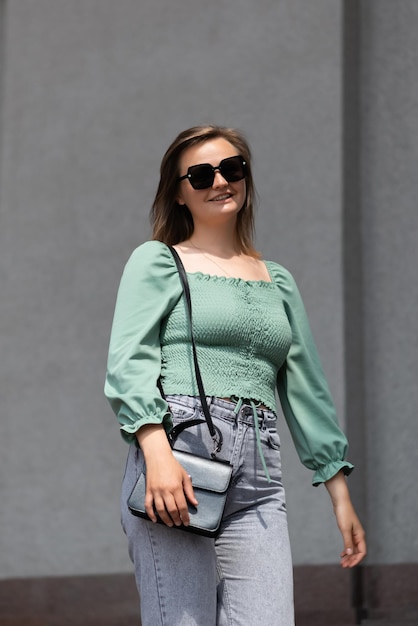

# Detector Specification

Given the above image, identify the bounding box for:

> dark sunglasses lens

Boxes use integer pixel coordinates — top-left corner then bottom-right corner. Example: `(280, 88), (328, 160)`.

(220, 156), (246, 182)
(187, 156), (247, 189)
(188, 164), (215, 190)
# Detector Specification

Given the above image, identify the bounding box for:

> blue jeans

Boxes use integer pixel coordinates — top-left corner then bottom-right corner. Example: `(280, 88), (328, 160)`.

(121, 396), (294, 625)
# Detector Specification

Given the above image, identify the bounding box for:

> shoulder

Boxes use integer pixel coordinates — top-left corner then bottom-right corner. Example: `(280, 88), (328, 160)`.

(124, 240), (176, 274)
(119, 240), (179, 290)
(127, 240), (171, 264)
(265, 260), (310, 319)
(265, 260), (298, 293)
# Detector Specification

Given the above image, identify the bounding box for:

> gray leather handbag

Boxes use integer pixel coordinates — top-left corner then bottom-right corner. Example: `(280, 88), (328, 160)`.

(127, 246), (233, 538)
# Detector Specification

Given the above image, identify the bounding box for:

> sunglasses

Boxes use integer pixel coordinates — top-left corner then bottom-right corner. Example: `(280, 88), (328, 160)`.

(178, 155), (247, 190)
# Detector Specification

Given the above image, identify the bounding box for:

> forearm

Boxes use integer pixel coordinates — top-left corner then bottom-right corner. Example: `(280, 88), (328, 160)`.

(324, 470), (367, 567)
(324, 470), (352, 508)
(136, 424), (173, 462)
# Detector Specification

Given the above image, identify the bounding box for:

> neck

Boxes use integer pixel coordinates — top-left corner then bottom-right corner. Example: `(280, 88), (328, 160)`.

(189, 223), (240, 257)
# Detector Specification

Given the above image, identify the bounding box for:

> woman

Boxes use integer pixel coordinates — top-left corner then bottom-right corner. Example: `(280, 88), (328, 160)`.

(105, 125), (366, 625)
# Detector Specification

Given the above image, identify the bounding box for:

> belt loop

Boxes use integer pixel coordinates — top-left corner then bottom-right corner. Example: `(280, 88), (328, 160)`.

(233, 397), (243, 415)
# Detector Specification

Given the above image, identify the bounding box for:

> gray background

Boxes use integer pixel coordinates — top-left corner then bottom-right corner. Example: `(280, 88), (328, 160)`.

(0, 0), (417, 579)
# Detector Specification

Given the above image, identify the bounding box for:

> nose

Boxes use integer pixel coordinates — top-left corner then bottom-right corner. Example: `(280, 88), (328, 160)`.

(212, 168), (228, 187)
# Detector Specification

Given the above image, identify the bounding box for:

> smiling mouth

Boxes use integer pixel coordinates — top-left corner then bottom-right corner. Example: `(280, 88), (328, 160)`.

(210, 193), (232, 202)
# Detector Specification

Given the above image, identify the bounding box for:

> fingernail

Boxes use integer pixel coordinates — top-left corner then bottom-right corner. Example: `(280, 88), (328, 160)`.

(346, 548), (353, 555)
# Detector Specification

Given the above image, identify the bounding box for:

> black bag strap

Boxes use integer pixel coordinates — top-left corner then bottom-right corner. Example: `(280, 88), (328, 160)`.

(167, 246), (223, 456)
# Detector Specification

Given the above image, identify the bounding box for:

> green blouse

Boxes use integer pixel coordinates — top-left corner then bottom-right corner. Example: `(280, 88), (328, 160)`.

(105, 240), (353, 485)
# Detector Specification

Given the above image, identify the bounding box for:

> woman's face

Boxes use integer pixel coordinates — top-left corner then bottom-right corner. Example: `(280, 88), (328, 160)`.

(176, 138), (247, 229)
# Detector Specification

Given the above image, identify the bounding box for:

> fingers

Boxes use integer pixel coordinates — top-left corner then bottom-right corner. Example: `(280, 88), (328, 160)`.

(171, 473), (198, 527)
(154, 492), (183, 527)
(145, 471), (197, 528)
(339, 523), (367, 568)
(183, 473), (199, 508)
(340, 546), (367, 568)
(144, 492), (158, 523)
(340, 546), (364, 568)
(333, 499), (367, 569)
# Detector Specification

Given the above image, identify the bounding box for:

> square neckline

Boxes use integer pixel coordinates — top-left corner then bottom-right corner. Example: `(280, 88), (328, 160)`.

(186, 261), (274, 285)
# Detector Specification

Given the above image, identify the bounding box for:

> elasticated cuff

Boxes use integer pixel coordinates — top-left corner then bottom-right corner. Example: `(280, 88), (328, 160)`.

(312, 460), (354, 486)
(119, 411), (173, 444)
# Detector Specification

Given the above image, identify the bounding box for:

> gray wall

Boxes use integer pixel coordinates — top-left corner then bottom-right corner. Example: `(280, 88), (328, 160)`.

(359, 1), (418, 563)
(0, 0), (416, 580)
(343, 0), (418, 565)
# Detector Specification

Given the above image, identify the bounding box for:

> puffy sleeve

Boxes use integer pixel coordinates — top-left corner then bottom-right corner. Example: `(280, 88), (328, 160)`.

(104, 240), (182, 443)
(269, 262), (354, 486)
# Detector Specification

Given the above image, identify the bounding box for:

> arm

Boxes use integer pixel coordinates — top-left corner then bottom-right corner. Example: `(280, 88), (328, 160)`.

(105, 241), (197, 525)
(272, 264), (353, 484)
(105, 241), (181, 440)
(325, 471), (367, 568)
(269, 263), (366, 564)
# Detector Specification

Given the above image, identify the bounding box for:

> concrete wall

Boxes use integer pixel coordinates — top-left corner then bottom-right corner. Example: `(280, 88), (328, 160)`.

(343, 0), (418, 568)
(3, 0), (416, 583)
(359, 1), (418, 564)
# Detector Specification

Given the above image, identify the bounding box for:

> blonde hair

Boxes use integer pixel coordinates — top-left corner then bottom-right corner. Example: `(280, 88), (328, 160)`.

(150, 125), (259, 257)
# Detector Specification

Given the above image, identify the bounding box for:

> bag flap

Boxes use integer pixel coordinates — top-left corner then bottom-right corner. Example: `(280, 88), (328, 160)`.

(173, 450), (232, 493)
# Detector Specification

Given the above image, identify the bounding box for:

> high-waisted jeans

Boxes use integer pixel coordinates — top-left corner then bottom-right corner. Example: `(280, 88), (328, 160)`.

(121, 396), (294, 625)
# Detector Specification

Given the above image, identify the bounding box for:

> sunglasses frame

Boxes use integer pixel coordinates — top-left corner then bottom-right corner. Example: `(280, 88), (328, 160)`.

(178, 155), (247, 190)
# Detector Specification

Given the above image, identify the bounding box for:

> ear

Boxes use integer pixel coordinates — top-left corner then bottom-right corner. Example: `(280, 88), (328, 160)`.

(176, 190), (186, 206)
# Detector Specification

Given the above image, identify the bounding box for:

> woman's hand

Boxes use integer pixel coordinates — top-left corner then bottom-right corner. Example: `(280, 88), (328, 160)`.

(136, 424), (198, 527)
(325, 471), (367, 568)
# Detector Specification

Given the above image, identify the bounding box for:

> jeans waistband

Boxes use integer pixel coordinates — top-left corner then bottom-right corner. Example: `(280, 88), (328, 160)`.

(166, 395), (277, 426)
(166, 394), (276, 483)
